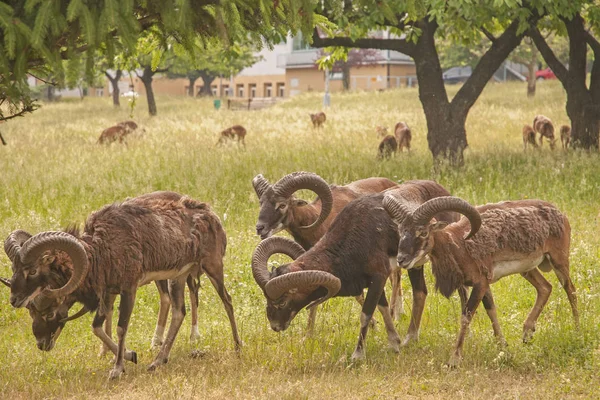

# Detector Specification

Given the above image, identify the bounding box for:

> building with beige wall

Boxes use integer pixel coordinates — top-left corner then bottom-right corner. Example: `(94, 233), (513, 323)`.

(97, 32), (415, 100)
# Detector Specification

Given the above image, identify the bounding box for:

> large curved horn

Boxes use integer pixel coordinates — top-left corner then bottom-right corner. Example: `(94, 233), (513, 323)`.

(60, 306), (90, 323)
(251, 236), (305, 292)
(252, 174), (271, 199)
(264, 270), (341, 303)
(382, 194), (413, 225)
(20, 231), (89, 299)
(0, 277), (11, 288)
(272, 172), (333, 230)
(4, 230), (32, 261)
(413, 197), (481, 239)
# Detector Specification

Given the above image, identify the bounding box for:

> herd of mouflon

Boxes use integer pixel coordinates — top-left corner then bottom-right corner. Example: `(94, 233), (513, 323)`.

(1, 167), (578, 378)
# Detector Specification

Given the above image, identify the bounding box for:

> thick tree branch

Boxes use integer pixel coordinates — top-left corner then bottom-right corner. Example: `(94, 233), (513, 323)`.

(584, 30), (600, 54)
(451, 16), (533, 115)
(311, 28), (416, 57)
(527, 27), (568, 85)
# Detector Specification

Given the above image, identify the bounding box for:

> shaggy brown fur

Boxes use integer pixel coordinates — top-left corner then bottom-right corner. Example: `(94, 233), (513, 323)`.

(463, 203), (565, 263)
(377, 135), (398, 159)
(394, 121), (412, 152)
(560, 125), (571, 149)
(98, 125), (129, 145)
(522, 124), (537, 150)
(217, 125), (247, 147)
(533, 115), (556, 149)
(118, 120), (138, 131)
(310, 112), (326, 128)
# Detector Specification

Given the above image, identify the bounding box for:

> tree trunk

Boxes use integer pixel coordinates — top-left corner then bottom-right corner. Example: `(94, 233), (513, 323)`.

(198, 72), (216, 96)
(527, 43), (537, 98)
(341, 63), (350, 90)
(105, 70), (122, 107)
(0, 132), (6, 145)
(188, 77), (198, 97)
(412, 21), (468, 165)
(47, 85), (55, 102)
(141, 66), (157, 116)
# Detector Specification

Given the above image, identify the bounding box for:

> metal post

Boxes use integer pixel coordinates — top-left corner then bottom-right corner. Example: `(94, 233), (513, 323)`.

(323, 66), (331, 107)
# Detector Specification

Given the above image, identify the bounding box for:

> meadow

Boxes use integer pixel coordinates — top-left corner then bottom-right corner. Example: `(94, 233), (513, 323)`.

(0, 80), (598, 399)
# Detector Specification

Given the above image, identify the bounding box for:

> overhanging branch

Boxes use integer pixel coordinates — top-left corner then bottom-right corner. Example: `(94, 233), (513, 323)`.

(480, 27), (497, 43)
(311, 28), (416, 57)
(528, 27), (568, 84)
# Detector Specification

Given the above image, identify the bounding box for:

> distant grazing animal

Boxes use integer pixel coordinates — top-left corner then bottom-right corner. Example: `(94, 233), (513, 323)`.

(252, 172), (399, 330)
(98, 125), (129, 145)
(394, 122), (412, 152)
(217, 125), (247, 147)
(560, 125), (571, 150)
(376, 126), (389, 137)
(310, 112), (327, 128)
(3, 191), (241, 379)
(522, 124), (538, 151)
(377, 135), (398, 159)
(533, 115), (556, 150)
(383, 195), (578, 366)
(117, 120), (139, 132)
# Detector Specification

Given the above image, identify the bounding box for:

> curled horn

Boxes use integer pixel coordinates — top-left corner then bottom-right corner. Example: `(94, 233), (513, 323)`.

(60, 306), (89, 323)
(0, 277), (11, 288)
(265, 270), (341, 304)
(252, 174), (271, 199)
(272, 172), (333, 230)
(20, 231), (89, 299)
(382, 195), (413, 224)
(412, 196), (481, 239)
(251, 236), (305, 293)
(4, 230), (32, 261)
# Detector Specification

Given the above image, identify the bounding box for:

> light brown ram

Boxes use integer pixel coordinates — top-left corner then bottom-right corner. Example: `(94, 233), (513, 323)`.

(383, 195), (579, 366)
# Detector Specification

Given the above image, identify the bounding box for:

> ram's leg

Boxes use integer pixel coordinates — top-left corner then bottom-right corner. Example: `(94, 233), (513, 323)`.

(377, 290), (401, 353)
(109, 290), (137, 380)
(92, 296), (137, 364)
(481, 289), (506, 346)
(187, 276), (201, 342)
(520, 269), (552, 343)
(204, 259), (242, 351)
(448, 282), (486, 367)
(401, 267), (427, 346)
(99, 294), (116, 357)
(149, 279), (186, 370)
(151, 280), (171, 348)
(458, 286), (469, 313)
(389, 259), (405, 320)
(354, 293), (377, 328)
(351, 275), (386, 361)
(549, 253), (579, 327)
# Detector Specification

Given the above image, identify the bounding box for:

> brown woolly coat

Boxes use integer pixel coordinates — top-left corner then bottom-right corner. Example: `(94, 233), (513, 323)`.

(430, 200), (567, 298)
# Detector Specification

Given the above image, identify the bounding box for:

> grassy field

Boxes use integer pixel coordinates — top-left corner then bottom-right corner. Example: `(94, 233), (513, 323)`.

(0, 80), (599, 399)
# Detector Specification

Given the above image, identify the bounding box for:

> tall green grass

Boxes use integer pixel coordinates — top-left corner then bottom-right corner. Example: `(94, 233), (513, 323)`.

(0, 81), (598, 399)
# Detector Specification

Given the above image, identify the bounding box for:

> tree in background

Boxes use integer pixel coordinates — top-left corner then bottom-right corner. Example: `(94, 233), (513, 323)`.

(528, 5), (600, 150)
(317, 47), (383, 90)
(313, 0), (542, 165)
(168, 40), (260, 97)
(0, 0), (314, 122)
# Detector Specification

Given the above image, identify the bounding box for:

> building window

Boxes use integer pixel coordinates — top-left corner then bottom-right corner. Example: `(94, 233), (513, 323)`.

(276, 82), (285, 97)
(96, 88), (104, 96)
(211, 86), (218, 96)
(264, 83), (272, 98)
(292, 33), (312, 51)
(249, 83), (257, 98)
(222, 85), (229, 96)
(237, 84), (245, 98)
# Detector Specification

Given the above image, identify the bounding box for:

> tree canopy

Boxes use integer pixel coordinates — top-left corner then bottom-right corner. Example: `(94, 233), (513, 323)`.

(0, 0), (314, 121)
